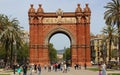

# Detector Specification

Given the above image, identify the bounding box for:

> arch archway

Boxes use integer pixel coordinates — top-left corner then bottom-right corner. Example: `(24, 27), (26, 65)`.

(28, 4), (91, 66)
(45, 27), (75, 46)
(49, 33), (71, 51)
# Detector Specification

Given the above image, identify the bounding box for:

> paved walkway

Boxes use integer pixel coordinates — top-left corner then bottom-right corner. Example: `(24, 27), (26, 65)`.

(0, 67), (98, 75)
(1, 67), (120, 75)
(29, 68), (98, 75)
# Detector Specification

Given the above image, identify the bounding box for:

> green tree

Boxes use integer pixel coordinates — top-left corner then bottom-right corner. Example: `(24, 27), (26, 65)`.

(63, 48), (71, 61)
(101, 39), (107, 62)
(102, 25), (117, 61)
(104, 0), (120, 63)
(111, 49), (118, 61)
(0, 14), (24, 67)
(48, 43), (57, 64)
(0, 45), (6, 60)
(17, 43), (29, 65)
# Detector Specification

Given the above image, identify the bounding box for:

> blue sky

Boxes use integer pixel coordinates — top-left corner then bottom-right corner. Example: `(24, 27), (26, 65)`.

(0, 0), (111, 50)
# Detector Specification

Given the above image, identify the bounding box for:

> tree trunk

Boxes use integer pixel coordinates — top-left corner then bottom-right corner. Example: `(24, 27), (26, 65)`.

(4, 47), (8, 68)
(117, 22), (120, 65)
(10, 44), (13, 68)
(109, 39), (112, 62)
(118, 31), (120, 65)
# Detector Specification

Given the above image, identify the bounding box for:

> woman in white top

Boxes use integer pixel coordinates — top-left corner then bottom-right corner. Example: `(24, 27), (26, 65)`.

(101, 62), (106, 75)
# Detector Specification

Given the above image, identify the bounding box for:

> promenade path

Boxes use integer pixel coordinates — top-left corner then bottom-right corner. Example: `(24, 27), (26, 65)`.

(1, 67), (99, 75)
(30, 67), (98, 75)
(1, 66), (120, 75)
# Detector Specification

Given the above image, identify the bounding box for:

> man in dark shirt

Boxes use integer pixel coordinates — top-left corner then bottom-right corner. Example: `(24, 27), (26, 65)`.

(23, 64), (27, 75)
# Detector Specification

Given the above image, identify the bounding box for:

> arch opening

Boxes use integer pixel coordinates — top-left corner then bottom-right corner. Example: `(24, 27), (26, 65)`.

(49, 33), (71, 64)
(49, 33), (71, 50)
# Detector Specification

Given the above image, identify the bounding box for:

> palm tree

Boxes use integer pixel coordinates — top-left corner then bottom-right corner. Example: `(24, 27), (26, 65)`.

(0, 14), (5, 32)
(0, 14), (24, 67)
(102, 25), (117, 62)
(104, 0), (120, 64)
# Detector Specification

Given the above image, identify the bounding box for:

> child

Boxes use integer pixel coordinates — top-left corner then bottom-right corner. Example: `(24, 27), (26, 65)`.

(17, 66), (22, 75)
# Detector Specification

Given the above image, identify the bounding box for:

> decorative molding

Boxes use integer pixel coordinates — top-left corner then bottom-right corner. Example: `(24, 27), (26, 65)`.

(42, 17), (76, 24)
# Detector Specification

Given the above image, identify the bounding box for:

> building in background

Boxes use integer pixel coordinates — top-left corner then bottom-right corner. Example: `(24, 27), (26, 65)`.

(90, 34), (118, 64)
(21, 30), (29, 44)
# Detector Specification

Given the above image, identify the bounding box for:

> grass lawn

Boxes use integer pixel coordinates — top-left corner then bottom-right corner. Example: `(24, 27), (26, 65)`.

(0, 74), (10, 75)
(87, 67), (99, 71)
(112, 73), (120, 75)
(87, 67), (113, 71)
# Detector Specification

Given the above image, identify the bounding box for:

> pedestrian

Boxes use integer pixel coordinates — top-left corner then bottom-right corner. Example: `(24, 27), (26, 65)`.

(78, 64), (81, 69)
(84, 63), (87, 70)
(17, 65), (22, 75)
(30, 65), (33, 75)
(98, 63), (102, 75)
(48, 65), (51, 72)
(37, 64), (41, 75)
(13, 64), (16, 75)
(63, 63), (67, 73)
(22, 64), (27, 75)
(74, 64), (76, 70)
(44, 65), (47, 70)
(101, 62), (106, 75)
(34, 64), (37, 73)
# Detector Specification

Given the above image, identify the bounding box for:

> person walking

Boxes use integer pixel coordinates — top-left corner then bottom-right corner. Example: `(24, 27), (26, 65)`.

(13, 64), (16, 75)
(98, 63), (102, 75)
(37, 64), (41, 75)
(84, 63), (87, 70)
(101, 62), (106, 75)
(63, 63), (67, 73)
(30, 65), (33, 75)
(22, 64), (27, 75)
(34, 64), (37, 73)
(17, 66), (22, 75)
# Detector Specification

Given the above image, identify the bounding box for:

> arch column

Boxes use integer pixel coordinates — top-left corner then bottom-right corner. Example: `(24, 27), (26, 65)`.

(71, 45), (77, 66)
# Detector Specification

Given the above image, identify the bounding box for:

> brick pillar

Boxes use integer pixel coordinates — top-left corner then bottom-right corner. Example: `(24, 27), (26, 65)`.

(42, 45), (50, 66)
(71, 45), (77, 66)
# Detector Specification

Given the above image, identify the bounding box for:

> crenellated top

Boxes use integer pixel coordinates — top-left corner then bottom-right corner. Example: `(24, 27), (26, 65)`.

(37, 4), (44, 13)
(75, 4), (82, 13)
(28, 4), (91, 24)
(83, 4), (91, 16)
(28, 4), (91, 17)
(75, 3), (91, 16)
(84, 4), (91, 13)
(28, 4), (35, 15)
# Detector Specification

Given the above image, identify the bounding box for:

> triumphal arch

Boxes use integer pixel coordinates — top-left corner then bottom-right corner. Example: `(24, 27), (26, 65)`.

(28, 4), (91, 66)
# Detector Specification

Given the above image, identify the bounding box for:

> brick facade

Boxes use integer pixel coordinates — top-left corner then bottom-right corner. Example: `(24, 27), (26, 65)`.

(28, 4), (91, 66)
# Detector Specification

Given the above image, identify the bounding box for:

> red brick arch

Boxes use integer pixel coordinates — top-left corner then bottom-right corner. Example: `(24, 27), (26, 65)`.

(28, 4), (91, 66)
(44, 27), (76, 46)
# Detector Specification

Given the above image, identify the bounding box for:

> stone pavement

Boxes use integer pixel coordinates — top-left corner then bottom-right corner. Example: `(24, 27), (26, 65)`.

(28, 67), (98, 75)
(1, 67), (98, 75)
(1, 67), (120, 75)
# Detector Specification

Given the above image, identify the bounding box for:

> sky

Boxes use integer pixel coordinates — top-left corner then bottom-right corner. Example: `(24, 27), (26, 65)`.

(0, 0), (111, 50)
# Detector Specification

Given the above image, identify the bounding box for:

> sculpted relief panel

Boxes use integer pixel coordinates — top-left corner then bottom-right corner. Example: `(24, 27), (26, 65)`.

(42, 17), (76, 24)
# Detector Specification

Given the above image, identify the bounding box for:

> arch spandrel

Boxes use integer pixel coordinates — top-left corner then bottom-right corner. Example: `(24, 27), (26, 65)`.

(44, 27), (76, 46)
